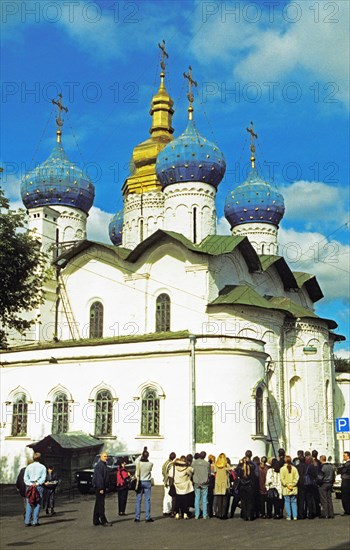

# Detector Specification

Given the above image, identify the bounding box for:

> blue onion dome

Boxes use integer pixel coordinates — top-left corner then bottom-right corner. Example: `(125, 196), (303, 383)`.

(156, 118), (226, 188)
(21, 141), (95, 214)
(224, 167), (285, 228)
(109, 209), (123, 245)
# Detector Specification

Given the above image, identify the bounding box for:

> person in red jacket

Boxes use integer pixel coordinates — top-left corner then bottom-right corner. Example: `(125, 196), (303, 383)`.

(116, 459), (130, 516)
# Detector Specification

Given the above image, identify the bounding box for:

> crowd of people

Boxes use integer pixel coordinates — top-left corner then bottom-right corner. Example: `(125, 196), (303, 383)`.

(160, 448), (350, 522)
(18, 447), (350, 526)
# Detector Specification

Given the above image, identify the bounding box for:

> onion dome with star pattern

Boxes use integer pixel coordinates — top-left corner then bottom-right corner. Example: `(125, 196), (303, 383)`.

(21, 94), (95, 214)
(224, 167), (285, 228)
(156, 117), (226, 188)
(224, 122), (285, 229)
(21, 142), (95, 214)
(109, 209), (123, 245)
(156, 65), (225, 188)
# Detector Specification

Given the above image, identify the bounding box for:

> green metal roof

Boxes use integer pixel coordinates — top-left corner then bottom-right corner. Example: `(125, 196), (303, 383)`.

(209, 285), (337, 328)
(210, 285), (274, 309)
(293, 272), (323, 303)
(28, 431), (103, 451)
(54, 240), (131, 268)
(260, 255), (298, 290)
(127, 230), (261, 271)
(200, 234), (260, 271)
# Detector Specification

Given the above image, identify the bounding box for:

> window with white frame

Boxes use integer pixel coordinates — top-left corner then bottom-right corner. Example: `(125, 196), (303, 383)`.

(95, 389), (113, 436)
(52, 392), (69, 434)
(11, 394), (28, 436)
(89, 301), (104, 338)
(255, 387), (264, 435)
(155, 293), (170, 332)
(141, 387), (160, 436)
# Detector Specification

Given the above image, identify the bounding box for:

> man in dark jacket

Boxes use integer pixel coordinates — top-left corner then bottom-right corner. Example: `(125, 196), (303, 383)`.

(340, 451), (350, 515)
(318, 455), (336, 519)
(92, 452), (112, 526)
(296, 456), (307, 519)
(16, 466), (27, 516)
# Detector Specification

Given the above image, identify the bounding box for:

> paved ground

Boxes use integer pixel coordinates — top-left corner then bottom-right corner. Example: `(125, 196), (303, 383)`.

(1, 485), (349, 550)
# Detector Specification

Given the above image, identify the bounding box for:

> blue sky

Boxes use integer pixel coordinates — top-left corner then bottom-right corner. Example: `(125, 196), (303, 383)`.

(1, 0), (349, 355)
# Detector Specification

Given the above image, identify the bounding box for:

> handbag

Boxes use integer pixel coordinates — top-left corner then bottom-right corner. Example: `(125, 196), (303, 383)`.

(134, 461), (142, 493)
(128, 476), (137, 491)
(303, 466), (316, 487)
(266, 488), (279, 500)
(229, 477), (240, 496)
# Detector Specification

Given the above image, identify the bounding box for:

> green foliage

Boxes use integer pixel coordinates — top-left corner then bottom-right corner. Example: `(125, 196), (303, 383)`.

(334, 356), (350, 373)
(0, 186), (47, 348)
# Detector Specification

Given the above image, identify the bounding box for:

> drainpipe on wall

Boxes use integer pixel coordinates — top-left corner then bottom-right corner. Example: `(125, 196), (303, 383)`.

(189, 334), (197, 456)
(54, 265), (60, 342)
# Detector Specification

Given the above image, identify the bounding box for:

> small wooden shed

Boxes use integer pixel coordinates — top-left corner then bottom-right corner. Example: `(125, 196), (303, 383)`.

(27, 431), (103, 490)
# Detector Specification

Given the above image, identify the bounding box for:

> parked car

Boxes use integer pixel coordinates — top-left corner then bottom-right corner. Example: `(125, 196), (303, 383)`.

(333, 472), (341, 499)
(75, 452), (141, 494)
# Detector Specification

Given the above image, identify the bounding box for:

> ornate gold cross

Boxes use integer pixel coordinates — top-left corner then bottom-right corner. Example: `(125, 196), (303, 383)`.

(52, 93), (68, 142)
(246, 121), (258, 168)
(158, 40), (169, 72)
(183, 66), (198, 118)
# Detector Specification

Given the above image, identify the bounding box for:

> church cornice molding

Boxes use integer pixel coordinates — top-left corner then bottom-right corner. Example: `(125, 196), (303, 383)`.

(123, 272), (150, 282)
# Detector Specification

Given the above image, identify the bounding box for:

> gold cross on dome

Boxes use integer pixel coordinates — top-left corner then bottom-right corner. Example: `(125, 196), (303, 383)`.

(183, 66), (198, 119)
(246, 121), (258, 168)
(52, 93), (68, 142)
(246, 121), (258, 143)
(158, 40), (169, 72)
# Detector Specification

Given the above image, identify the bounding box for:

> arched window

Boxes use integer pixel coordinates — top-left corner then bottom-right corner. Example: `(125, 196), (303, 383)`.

(12, 394), (28, 436)
(141, 388), (160, 436)
(193, 207), (197, 243)
(255, 387), (264, 435)
(325, 380), (331, 421)
(95, 390), (113, 436)
(89, 301), (104, 339)
(156, 293), (170, 332)
(289, 376), (302, 420)
(52, 392), (69, 434)
(140, 219), (144, 242)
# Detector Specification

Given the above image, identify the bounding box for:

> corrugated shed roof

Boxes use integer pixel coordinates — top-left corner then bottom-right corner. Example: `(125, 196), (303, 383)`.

(28, 431), (103, 450)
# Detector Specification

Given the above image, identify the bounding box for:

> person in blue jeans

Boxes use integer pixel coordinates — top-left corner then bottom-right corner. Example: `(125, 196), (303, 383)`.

(280, 455), (299, 520)
(135, 447), (154, 523)
(192, 451), (211, 519)
(23, 452), (47, 526)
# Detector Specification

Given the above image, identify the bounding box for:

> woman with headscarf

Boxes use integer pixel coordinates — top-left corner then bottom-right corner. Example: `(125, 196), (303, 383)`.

(236, 456), (256, 520)
(214, 453), (230, 519)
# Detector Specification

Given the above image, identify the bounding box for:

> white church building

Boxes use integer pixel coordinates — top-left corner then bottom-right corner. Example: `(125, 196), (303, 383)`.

(0, 56), (346, 484)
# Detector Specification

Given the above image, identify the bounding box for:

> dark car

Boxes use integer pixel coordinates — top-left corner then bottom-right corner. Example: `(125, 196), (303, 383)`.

(75, 452), (141, 494)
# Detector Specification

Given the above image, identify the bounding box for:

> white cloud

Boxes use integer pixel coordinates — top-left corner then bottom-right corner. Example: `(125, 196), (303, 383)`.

(282, 180), (349, 230)
(216, 217), (350, 304)
(1, 174), (22, 203)
(279, 227), (350, 302)
(190, 0), (350, 107)
(217, 215), (231, 235)
(87, 205), (113, 244)
(56, 2), (180, 62)
(335, 349), (350, 359)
